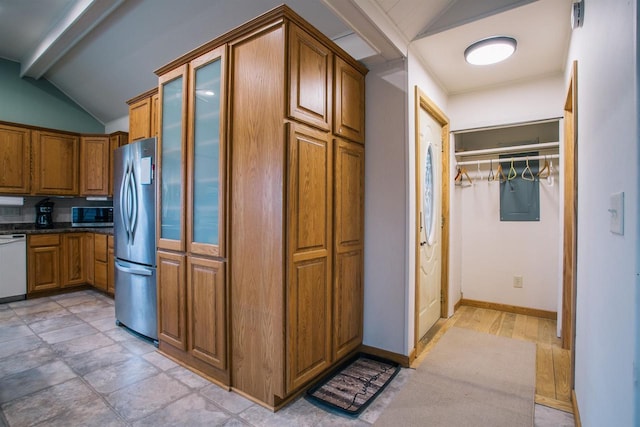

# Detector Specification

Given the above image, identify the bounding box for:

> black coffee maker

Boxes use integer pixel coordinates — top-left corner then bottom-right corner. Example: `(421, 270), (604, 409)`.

(35, 198), (54, 228)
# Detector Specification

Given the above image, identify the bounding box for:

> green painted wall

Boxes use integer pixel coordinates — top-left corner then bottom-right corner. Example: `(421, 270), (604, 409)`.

(0, 58), (104, 133)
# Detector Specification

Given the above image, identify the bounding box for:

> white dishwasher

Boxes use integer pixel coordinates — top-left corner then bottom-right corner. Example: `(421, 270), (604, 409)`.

(0, 234), (27, 302)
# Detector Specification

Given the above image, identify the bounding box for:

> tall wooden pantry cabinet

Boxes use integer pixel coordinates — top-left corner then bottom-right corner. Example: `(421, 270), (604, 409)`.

(154, 6), (366, 409)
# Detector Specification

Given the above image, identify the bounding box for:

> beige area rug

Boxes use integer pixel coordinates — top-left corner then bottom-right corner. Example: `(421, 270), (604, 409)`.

(374, 327), (536, 427)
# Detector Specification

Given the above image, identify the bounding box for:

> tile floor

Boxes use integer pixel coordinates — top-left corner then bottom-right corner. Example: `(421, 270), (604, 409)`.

(0, 290), (573, 426)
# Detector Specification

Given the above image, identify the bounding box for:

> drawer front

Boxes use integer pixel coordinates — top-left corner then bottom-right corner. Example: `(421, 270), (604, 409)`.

(29, 234), (60, 247)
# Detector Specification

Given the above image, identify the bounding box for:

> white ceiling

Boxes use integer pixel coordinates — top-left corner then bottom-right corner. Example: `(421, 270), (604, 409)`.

(0, 0), (573, 125)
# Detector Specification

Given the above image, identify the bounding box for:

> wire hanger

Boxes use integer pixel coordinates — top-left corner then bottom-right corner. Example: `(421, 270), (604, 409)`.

(507, 159), (517, 181)
(521, 158), (535, 181)
(477, 161), (482, 180)
(546, 160), (555, 186)
(487, 160), (495, 182)
(496, 162), (507, 183)
(538, 156), (551, 179)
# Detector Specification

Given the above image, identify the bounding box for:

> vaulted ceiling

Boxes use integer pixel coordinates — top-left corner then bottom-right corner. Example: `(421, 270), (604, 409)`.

(0, 0), (572, 125)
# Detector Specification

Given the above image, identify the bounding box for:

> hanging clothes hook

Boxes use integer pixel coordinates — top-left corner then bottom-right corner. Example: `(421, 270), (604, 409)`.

(488, 159), (495, 182)
(522, 158), (535, 181)
(497, 162), (507, 183)
(507, 159), (517, 181)
(538, 155), (550, 179)
(546, 160), (555, 186)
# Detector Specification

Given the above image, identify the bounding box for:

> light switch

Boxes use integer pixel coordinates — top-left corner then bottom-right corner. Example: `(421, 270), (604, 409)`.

(609, 192), (624, 235)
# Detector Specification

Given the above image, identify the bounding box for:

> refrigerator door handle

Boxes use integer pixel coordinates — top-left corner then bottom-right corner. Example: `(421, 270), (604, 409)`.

(120, 163), (131, 243)
(129, 162), (138, 244)
(115, 260), (153, 276)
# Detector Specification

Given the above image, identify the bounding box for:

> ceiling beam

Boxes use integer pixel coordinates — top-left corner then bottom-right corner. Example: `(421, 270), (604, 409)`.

(321, 0), (407, 61)
(20, 0), (124, 79)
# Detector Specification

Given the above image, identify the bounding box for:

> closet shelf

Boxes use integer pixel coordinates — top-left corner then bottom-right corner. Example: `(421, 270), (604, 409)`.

(456, 153), (560, 167)
(455, 141), (559, 158)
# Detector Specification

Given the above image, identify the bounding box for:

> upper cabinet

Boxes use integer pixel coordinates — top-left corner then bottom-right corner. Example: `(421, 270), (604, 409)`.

(109, 132), (128, 196)
(32, 130), (79, 196)
(80, 136), (109, 196)
(288, 24), (332, 132)
(0, 123), (31, 194)
(334, 57), (365, 144)
(127, 88), (159, 143)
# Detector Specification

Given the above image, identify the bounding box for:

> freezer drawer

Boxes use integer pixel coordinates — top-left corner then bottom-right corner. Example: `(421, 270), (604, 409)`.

(115, 258), (157, 341)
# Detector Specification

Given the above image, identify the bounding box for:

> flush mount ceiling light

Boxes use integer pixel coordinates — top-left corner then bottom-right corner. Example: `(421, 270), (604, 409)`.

(464, 36), (517, 66)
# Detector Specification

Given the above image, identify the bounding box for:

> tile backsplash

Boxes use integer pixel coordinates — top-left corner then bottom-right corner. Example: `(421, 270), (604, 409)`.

(0, 196), (113, 224)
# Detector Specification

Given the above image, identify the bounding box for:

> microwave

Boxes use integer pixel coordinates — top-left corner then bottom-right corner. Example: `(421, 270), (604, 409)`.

(71, 206), (114, 227)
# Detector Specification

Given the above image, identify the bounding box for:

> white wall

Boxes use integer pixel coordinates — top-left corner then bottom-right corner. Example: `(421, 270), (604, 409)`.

(363, 58), (409, 355)
(564, 1), (638, 425)
(448, 75), (565, 131)
(457, 164), (559, 311)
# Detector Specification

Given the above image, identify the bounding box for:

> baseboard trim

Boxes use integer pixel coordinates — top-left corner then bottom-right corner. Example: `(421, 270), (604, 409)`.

(572, 389), (581, 427)
(454, 297), (463, 312)
(535, 394), (573, 413)
(360, 345), (411, 368)
(460, 299), (557, 320)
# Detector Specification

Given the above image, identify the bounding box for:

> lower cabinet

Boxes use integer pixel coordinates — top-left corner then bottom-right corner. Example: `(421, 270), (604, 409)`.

(157, 251), (228, 384)
(61, 234), (85, 287)
(107, 235), (115, 294)
(94, 234), (108, 291)
(28, 234), (61, 293)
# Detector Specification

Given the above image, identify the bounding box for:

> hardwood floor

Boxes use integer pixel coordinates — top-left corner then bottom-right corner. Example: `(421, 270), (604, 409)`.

(414, 305), (573, 413)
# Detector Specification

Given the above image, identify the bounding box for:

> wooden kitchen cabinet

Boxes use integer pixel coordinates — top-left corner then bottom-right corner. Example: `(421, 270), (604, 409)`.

(32, 130), (79, 196)
(109, 132), (128, 196)
(61, 233), (85, 287)
(94, 233), (108, 291)
(80, 136), (109, 196)
(85, 233), (95, 285)
(128, 88), (158, 143)
(28, 234), (61, 293)
(333, 138), (364, 359)
(0, 123), (31, 194)
(107, 235), (114, 294)
(334, 56), (365, 144)
(155, 6), (366, 408)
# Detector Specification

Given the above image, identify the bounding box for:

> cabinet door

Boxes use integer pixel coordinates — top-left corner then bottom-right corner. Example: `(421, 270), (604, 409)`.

(187, 256), (226, 370)
(157, 250), (187, 350)
(32, 131), (79, 195)
(333, 138), (364, 358)
(288, 24), (332, 131)
(61, 234), (85, 287)
(27, 234), (60, 293)
(158, 66), (188, 252)
(0, 124), (31, 194)
(107, 235), (115, 294)
(80, 136), (109, 196)
(187, 47), (226, 257)
(151, 93), (159, 138)
(94, 234), (108, 291)
(286, 122), (332, 392)
(334, 57), (365, 144)
(85, 233), (95, 285)
(129, 97), (152, 142)
(109, 133), (127, 196)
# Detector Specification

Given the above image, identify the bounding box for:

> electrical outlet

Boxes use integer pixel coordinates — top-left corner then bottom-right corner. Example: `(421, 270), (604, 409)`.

(513, 275), (523, 288)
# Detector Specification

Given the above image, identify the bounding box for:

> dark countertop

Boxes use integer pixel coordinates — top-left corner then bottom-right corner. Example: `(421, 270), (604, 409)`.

(0, 223), (113, 235)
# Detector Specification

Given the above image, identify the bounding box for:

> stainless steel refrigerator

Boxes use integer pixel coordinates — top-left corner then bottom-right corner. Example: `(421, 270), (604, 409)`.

(113, 137), (158, 342)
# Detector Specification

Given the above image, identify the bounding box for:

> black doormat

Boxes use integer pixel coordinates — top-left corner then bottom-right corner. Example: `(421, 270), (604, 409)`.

(306, 353), (400, 417)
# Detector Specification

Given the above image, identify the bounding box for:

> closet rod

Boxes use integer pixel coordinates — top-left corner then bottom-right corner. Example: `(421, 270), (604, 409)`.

(456, 154), (560, 167)
(455, 141), (559, 158)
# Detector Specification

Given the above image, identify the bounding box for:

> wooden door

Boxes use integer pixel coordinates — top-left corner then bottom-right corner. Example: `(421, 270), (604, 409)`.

(107, 235), (115, 294)
(94, 234), (108, 291)
(288, 24), (332, 131)
(61, 234), (85, 287)
(109, 132), (127, 196)
(28, 234), (60, 293)
(334, 56), (365, 144)
(333, 138), (364, 359)
(0, 124), (31, 194)
(128, 97), (152, 142)
(286, 122), (332, 392)
(32, 130), (79, 195)
(157, 250), (187, 350)
(187, 256), (226, 370)
(85, 233), (95, 285)
(417, 106), (443, 338)
(80, 136), (109, 196)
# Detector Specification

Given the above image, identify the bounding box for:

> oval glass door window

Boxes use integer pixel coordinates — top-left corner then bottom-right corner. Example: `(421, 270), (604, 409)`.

(424, 143), (435, 245)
